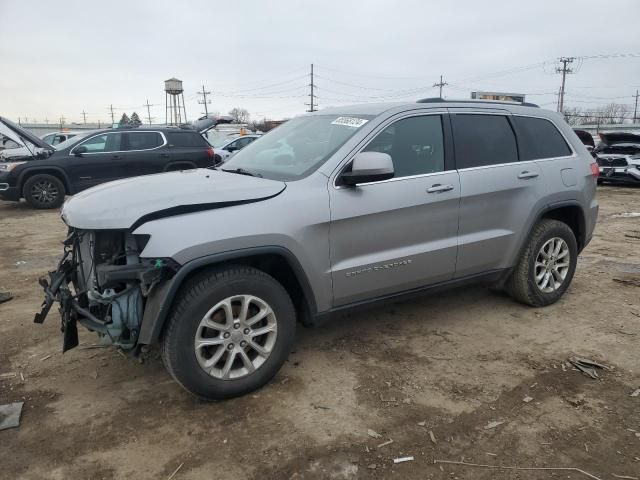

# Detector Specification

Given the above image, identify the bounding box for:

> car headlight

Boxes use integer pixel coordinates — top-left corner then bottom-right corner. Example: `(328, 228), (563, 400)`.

(0, 161), (26, 172)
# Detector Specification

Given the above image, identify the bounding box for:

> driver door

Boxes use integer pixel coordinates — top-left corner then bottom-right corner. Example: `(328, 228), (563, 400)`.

(329, 113), (460, 306)
(67, 132), (125, 190)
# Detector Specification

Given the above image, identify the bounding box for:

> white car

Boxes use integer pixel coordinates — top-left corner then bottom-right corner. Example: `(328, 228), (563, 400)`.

(212, 134), (261, 163)
(41, 131), (80, 146)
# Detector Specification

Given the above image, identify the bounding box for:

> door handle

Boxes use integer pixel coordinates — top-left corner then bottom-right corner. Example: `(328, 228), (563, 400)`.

(427, 184), (454, 193)
(518, 171), (539, 179)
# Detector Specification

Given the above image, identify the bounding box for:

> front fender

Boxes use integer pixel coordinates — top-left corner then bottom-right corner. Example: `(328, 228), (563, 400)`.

(137, 246), (318, 345)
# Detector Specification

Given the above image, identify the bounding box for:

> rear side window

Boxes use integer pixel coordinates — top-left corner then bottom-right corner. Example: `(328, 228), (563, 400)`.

(451, 114), (518, 168)
(513, 116), (572, 160)
(126, 132), (162, 151)
(166, 131), (208, 147)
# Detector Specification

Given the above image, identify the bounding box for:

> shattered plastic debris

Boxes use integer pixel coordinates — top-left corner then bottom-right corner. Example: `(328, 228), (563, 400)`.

(393, 456), (414, 464)
(568, 356), (609, 379)
(523, 396), (534, 403)
(0, 292), (13, 304)
(0, 402), (24, 431)
(367, 429), (382, 439)
(484, 420), (505, 430)
(630, 388), (640, 398)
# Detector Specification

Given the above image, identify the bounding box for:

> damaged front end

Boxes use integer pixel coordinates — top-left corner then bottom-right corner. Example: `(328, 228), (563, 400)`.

(35, 229), (176, 353)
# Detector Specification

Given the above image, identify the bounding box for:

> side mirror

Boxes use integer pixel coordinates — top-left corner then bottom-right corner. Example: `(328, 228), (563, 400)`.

(74, 145), (88, 156)
(340, 152), (394, 186)
(226, 145), (238, 152)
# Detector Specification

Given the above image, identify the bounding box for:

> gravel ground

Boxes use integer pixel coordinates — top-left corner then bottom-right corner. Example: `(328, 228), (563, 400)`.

(0, 186), (639, 480)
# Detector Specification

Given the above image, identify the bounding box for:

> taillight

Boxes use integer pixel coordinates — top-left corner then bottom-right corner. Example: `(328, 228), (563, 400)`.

(590, 162), (599, 179)
(207, 147), (215, 158)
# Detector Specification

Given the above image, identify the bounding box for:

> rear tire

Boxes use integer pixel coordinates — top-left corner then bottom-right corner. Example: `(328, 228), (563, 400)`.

(23, 174), (66, 209)
(507, 219), (578, 307)
(161, 265), (296, 400)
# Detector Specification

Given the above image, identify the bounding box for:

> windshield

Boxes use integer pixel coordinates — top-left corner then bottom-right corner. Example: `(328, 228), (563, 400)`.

(54, 131), (97, 150)
(222, 114), (373, 181)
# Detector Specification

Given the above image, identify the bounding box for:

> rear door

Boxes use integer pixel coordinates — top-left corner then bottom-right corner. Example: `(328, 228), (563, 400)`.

(67, 132), (125, 189)
(451, 110), (545, 277)
(121, 131), (168, 176)
(166, 131), (213, 168)
(329, 111), (460, 306)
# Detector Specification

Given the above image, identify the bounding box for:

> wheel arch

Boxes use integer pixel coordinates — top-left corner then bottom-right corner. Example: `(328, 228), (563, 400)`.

(539, 202), (586, 252)
(18, 167), (73, 195)
(138, 246), (317, 345)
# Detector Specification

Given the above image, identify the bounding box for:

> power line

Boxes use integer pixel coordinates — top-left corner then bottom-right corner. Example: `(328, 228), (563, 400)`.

(197, 85), (212, 116)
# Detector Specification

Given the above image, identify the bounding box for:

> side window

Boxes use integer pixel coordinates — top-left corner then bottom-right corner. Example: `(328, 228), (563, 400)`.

(43, 134), (55, 145)
(126, 132), (162, 151)
(513, 116), (572, 160)
(362, 115), (445, 177)
(451, 114), (518, 168)
(166, 132), (208, 147)
(52, 135), (65, 145)
(78, 133), (122, 153)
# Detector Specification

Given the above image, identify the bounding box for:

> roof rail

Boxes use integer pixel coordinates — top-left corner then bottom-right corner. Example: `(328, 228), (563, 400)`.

(417, 97), (539, 108)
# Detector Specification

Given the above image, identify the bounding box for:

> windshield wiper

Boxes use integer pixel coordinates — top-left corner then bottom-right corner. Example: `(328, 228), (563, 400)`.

(221, 167), (263, 178)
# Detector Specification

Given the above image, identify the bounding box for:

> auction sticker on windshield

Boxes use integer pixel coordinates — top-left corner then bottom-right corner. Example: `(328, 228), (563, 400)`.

(331, 117), (369, 128)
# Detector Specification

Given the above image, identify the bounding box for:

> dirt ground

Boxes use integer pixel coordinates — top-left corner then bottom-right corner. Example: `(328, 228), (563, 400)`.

(1, 186), (639, 480)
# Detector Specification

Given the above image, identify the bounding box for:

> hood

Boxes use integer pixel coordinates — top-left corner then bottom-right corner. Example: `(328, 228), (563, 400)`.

(62, 168), (286, 230)
(185, 115), (234, 134)
(573, 129), (595, 148)
(598, 132), (640, 146)
(0, 116), (55, 152)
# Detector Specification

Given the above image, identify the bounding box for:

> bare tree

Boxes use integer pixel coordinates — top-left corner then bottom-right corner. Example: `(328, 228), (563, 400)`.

(228, 108), (250, 124)
(563, 107), (583, 126)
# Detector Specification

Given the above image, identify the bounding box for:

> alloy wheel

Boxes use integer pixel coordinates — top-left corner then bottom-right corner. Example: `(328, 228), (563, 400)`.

(194, 295), (278, 380)
(534, 237), (570, 293)
(30, 180), (59, 205)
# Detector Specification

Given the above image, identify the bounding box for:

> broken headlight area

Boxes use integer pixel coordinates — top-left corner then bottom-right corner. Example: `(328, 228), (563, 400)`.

(34, 229), (177, 353)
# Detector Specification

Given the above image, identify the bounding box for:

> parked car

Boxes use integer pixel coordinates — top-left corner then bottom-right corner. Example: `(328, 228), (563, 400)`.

(0, 117), (224, 208)
(594, 132), (640, 185)
(212, 134), (261, 163)
(573, 129), (596, 157)
(35, 99), (598, 400)
(42, 131), (80, 146)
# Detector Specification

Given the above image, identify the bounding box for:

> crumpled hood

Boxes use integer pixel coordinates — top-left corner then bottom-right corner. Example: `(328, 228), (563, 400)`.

(62, 169), (286, 230)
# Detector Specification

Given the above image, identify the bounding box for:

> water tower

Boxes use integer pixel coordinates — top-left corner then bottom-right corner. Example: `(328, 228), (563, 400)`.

(165, 78), (187, 125)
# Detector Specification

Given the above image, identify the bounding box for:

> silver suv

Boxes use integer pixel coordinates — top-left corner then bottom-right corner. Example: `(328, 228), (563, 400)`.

(36, 99), (599, 399)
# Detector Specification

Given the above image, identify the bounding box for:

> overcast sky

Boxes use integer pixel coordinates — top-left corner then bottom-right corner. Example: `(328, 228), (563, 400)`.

(1, 0), (639, 125)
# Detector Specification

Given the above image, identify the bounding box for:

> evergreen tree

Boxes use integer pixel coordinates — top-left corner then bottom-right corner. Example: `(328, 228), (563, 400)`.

(130, 112), (142, 126)
(118, 113), (131, 126)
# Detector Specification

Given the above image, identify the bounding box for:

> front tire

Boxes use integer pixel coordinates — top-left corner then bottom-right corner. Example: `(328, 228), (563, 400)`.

(161, 266), (296, 400)
(507, 219), (578, 307)
(23, 174), (66, 209)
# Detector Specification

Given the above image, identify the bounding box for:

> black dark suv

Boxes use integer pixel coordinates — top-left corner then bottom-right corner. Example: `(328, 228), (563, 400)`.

(0, 117), (221, 209)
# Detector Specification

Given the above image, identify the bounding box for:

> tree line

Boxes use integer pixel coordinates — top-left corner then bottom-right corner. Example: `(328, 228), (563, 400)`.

(563, 103), (635, 126)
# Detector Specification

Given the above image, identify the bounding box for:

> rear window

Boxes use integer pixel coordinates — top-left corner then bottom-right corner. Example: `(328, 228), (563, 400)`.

(513, 116), (572, 160)
(126, 132), (162, 150)
(451, 114), (518, 168)
(166, 131), (208, 147)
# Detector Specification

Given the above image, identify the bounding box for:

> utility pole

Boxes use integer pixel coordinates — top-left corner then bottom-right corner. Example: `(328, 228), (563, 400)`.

(433, 75), (448, 98)
(633, 89), (639, 123)
(197, 85), (212, 117)
(59, 115), (65, 129)
(81, 110), (87, 124)
(109, 104), (116, 124)
(144, 99), (154, 125)
(555, 57), (575, 114)
(305, 63), (317, 112)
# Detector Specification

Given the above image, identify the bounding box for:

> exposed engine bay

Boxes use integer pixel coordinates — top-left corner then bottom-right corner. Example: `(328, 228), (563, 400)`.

(35, 229), (175, 352)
